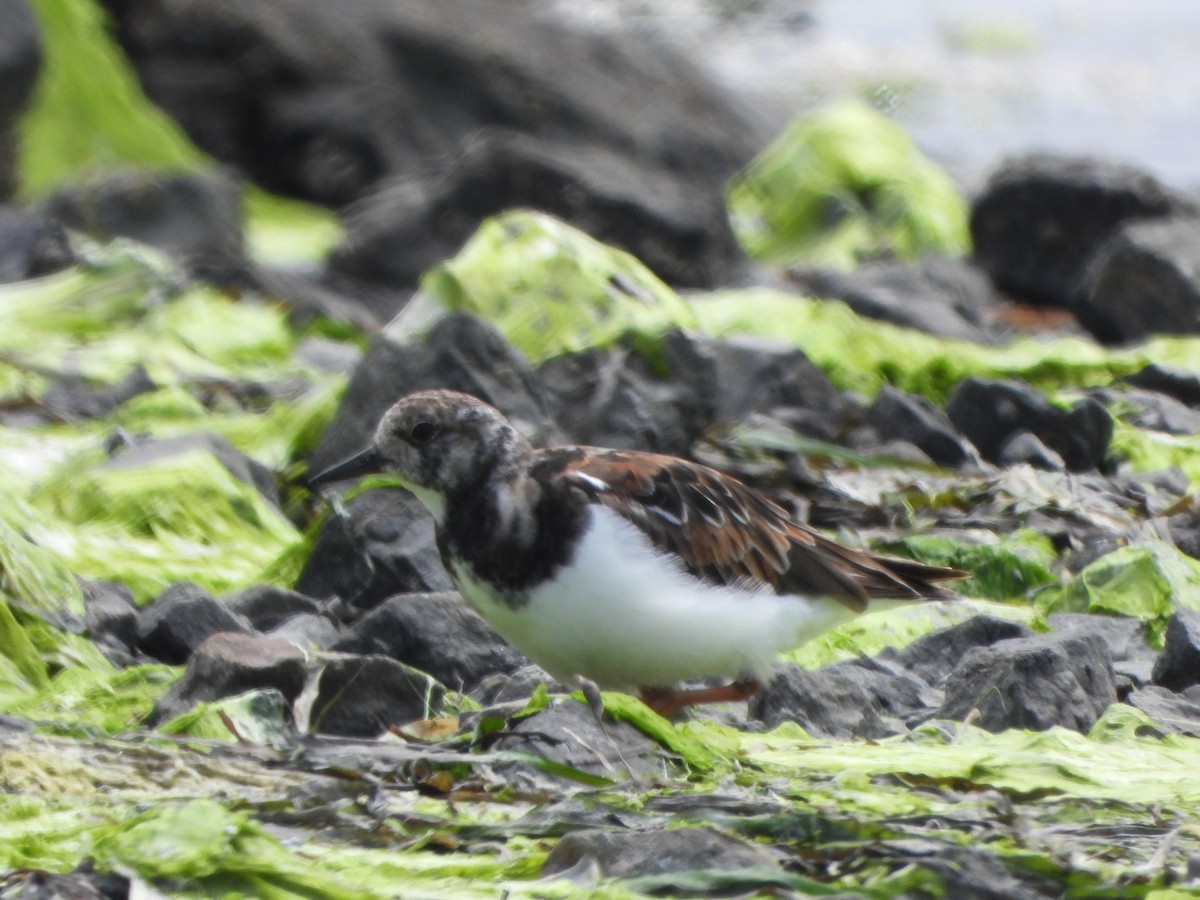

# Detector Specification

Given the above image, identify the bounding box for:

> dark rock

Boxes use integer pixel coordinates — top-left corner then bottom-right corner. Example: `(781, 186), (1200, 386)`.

(492, 699), (663, 779)
(996, 431), (1066, 471)
(537, 346), (707, 455)
(101, 0), (761, 215)
(1078, 217), (1200, 343)
(662, 330), (849, 437)
(1151, 609), (1200, 692)
(220, 584), (324, 631)
(1045, 612), (1156, 662)
(939, 632), (1116, 733)
(0, 207), (75, 283)
(106, 432), (280, 508)
(883, 840), (1061, 900)
(541, 826), (777, 879)
(308, 654), (445, 737)
(889, 615), (1036, 688)
(1125, 363), (1200, 408)
(148, 631), (308, 725)
(136, 582), (253, 664)
(333, 592), (525, 692)
(787, 256), (997, 342)
(864, 386), (980, 469)
(40, 170), (244, 271)
(81, 578), (140, 657)
(266, 612), (341, 650)
(1169, 513), (1200, 561)
(1094, 386), (1200, 435)
(1113, 659), (1155, 699)
(38, 365), (156, 424)
(1126, 685), (1200, 736)
(970, 154), (1194, 307)
(331, 129), (746, 290)
(227, 262), (402, 332)
(0, 0), (41, 200)
(0, 865), (130, 900)
(750, 658), (940, 738)
(309, 313), (558, 474)
(946, 377), (1113, 472)
(472, 663), (561, 706)
(296, 488), (452, 610)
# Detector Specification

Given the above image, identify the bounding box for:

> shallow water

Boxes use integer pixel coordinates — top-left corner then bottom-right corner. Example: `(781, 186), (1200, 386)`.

(542, 0), (1200, 191)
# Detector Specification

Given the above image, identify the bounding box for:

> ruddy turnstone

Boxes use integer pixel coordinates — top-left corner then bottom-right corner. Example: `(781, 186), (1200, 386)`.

(310, 390), (965, 717)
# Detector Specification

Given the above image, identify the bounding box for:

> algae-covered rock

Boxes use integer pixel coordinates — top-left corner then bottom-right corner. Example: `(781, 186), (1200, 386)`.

(392, 210), (697, 366)
(1040, 543), (1200, 644)
(726, 101), (970, 269)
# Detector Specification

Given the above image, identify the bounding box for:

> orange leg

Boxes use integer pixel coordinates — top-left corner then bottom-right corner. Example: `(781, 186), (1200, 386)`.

(639, 680), (762, 718)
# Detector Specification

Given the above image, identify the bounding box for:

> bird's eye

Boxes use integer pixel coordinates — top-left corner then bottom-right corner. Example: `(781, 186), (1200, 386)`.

(410, 421), (438, 444)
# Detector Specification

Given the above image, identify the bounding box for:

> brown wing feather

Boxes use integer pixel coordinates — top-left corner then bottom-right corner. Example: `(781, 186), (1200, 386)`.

(556, 450), (965, 612)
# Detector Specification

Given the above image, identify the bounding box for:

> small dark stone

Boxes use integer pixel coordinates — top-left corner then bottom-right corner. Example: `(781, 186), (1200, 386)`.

(148, 631), (308, 726)
(1093, 386), (1200, 435)
(40, 169), (244, 271)
(787, 255), (998, 342)
(492, 700), (663, 779)
(1078, 217), (1200, 343)
(220, 584), (324, 631)
(864, 386), (980, 469)
(946, 377), (1112, 472)
(1125, 363), (1200, 408)
(309, 654), (445, 737)
(662, 330), (849, 438)
(308, 313), (559, 475)
(1126, 685), (1200, 736)
(939, 632), (1116, 733)
(267, 612), (341, 650)
(541, 826), (777, 879)
(39, 365), (156, 424)
(106, 432), (280, 508)
(890, 615), (1036, 688)
(81, 579), (140, 654)
(537, 346), (707, 455)
(136, 582), (253, 664)
(996, 431), (1066, 471)
(472, 663), (561, 706)
(750, 659), (938, 738)
(1045, 612), (1156, 662)
(1169, 513), (1200, 561)
(1151, 609), (1200, 692)
(333, 591), (526, 692)
(970, 153), (1194, 308)
(296, 488), (452, 610)
(0, 207), (75, 283)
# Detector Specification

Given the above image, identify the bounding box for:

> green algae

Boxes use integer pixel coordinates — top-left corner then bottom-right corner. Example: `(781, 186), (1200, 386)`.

(880, 530), (1058, 601)
(30, 449), (301, 603)
(398, 210), (697, 367)
(726, 101), (970, 268)
(692, 287), (1200, 405)
(1040, 543), (1200, 645)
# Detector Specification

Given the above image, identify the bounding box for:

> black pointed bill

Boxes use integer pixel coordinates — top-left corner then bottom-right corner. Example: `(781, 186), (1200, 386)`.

(307, 446), (384, 489)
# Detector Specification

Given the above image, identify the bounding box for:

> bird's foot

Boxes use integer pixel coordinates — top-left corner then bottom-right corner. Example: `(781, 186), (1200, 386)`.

(639, 679), (762, 719)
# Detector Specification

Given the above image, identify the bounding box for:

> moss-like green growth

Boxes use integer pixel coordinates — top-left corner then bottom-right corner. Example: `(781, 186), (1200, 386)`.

(694, 286), (1200, 408)
(726, 101), (971, 268)
(30, 449), (301, 603)
(879, 530), (1059, 601)
(400, 210), (697, 367)
(1039, 543), (1200, 645)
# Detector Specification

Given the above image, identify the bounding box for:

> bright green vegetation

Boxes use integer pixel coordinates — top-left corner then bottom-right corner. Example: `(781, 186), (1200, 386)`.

(6, 5), (1200, 894)
(726, 101), (971, 268)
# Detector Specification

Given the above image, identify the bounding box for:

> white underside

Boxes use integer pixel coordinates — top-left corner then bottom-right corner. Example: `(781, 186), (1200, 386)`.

(451, 505), (863, 689)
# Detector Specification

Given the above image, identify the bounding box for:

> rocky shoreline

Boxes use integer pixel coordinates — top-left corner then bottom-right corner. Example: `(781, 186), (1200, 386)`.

(3, 0), (1200, 895)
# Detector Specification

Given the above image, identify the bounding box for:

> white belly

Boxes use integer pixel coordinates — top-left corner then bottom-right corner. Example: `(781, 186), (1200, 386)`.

(451, 505), (859, 689)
